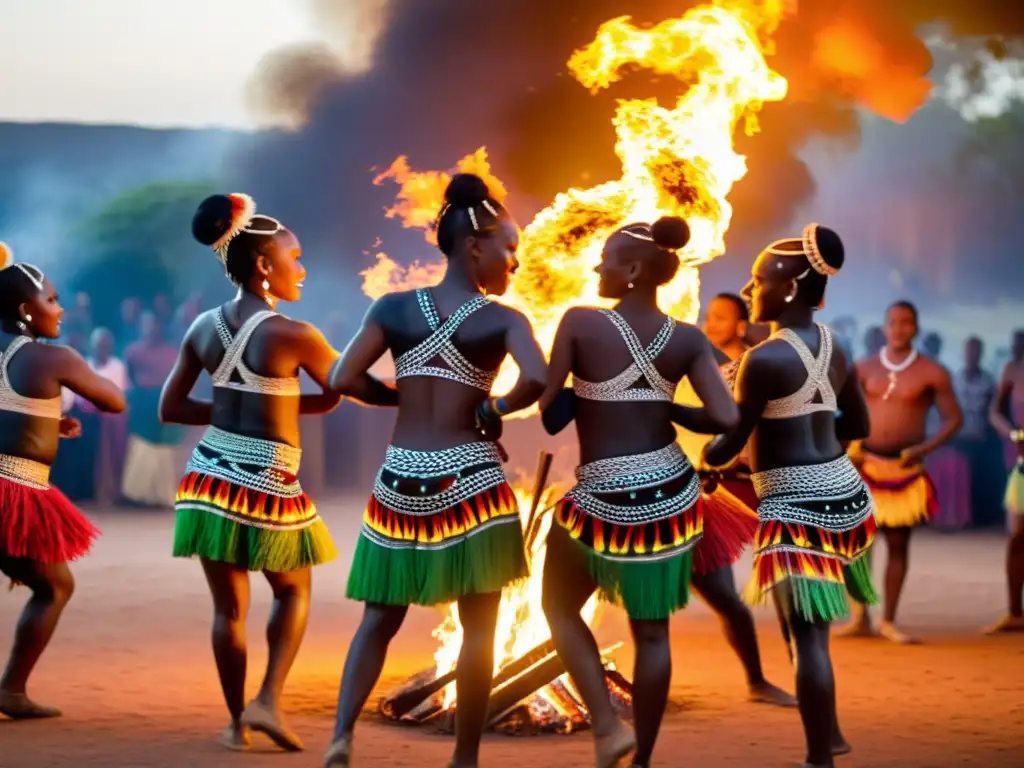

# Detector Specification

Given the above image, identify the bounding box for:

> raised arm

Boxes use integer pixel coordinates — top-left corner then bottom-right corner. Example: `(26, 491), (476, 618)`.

(158, 322), (212, 425)
(289, 321), (344, 415)
(672, 330), (739, 434)
(904, 364), (962, 463)
(56, 346), (127, 414)
(990, 363), (1019, 439)
(703, 349), (770, 468)
(834, 353), (870, 442)
(327, 298), (399, 407)
(538, 308), (579, 435)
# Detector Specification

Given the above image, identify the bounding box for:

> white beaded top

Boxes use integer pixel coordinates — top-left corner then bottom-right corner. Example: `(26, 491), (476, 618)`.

(0, 336), (62, 419)
(762, 323), (836, 420)
(573, 310), (677, 402)
(212, 309), (301, 397)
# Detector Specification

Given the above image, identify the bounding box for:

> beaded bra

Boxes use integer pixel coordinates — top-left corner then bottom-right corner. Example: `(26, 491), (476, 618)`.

(762, 323), (837, 420)
(212, 308), (301, 397)
(0, 336), (62, 419)
(573, 310), (677, 402)
(392, 289), (497, 392)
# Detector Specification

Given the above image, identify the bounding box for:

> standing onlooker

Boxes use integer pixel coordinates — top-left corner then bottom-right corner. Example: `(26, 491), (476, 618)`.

(923, 333), (972, 529)
(954, 336), (1003, 526)
(83, 327), (130, 505)
(116, 296), (141, 354)
(121, 312), (184, 508)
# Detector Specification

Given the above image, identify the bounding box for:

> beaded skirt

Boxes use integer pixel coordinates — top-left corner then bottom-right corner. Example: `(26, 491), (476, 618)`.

(172, 427), (336, 572)
(858, 452), (938, 528)
(0, 453), (99, 565)
(746, 454), (878, 622)
(552, 442), (702, 620)
(692, 465), (759, 576)
(1007, 460), (1024, 517)
(346, 441), (527, 606)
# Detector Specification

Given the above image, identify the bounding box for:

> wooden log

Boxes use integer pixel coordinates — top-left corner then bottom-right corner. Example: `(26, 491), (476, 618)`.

(523, 451), (553, 545)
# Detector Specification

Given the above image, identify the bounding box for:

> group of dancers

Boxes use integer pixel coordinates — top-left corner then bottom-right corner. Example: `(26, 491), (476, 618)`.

(0, 172), (1021, 768)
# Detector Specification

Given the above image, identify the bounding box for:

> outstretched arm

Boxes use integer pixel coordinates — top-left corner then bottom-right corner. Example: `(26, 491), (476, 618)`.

(57, 347), (127, 415)
(703, 350), (769, 467)
(327, 299), (399, 407)
(539, 309), (577, 435)
(673, 332), (739, 434)
(158, 323), (211, 425)
(488, 308), (547, 416)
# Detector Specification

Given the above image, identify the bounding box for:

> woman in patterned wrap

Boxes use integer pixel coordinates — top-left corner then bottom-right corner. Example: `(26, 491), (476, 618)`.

(323, 173), (546, 768)
(0, 243), (126, 719)
(160, 194), (348, 752)
(703, 224), (877, 768)
(539, 217), (740, 768)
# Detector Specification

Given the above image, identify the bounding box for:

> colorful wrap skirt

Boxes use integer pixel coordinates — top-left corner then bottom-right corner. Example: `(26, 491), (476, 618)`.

(553, 442), (703, 620)
(346, 441), (527, 606)
(1007, 460), (1024, 517)
(0, 453), (99, 564)
(858, 452), (937, 528)
(172, 427), (337, 572)
(692, 464), (759, 576)
(746, 455), (878, 623)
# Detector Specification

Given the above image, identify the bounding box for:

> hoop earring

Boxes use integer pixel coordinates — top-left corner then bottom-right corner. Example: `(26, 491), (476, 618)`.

(261, 279), (270, 292)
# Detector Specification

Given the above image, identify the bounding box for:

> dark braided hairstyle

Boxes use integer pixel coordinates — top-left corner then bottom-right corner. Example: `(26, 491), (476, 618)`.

(435, 174), (509, 257)
(612, 216), (691, 286)
(191, 194), (287, 286)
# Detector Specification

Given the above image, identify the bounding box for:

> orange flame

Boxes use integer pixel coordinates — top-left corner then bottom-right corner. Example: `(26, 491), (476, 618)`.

(365, 2), (788, 412)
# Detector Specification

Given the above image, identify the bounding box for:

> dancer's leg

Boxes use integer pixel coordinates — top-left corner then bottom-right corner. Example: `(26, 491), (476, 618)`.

(628, 617), (671, 768)
(878, 526), (918, 643)
(449, 591), (502, 767)
(788, 608), (836, 768)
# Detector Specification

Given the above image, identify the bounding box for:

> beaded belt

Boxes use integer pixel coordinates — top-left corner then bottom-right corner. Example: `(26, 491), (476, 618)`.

(752, 455), (873, 531)
(186, 427), (303, 497)
(372, 441), (506, 517)
(0, 453), (51, 490)
(568, 442), (700, 525)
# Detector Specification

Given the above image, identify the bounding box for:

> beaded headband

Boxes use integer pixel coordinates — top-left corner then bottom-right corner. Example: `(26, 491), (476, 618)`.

(765, 223), (836, 277)
(620, 224), (654, 242)
(438, 199), (501, 232)
(211, 193), (285, 263)
(0, 241), (45, 290)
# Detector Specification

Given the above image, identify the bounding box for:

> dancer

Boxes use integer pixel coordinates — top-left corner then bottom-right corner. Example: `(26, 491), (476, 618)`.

(703, 224), (876, 768)
(0, 243), (126, 719)
(161, 194), (344, 752)
(689, 292), (795, 706)
(985, 328), (1024, 633)
(540, 217), (739, 768)
(324, 174), (546, 768)
(841, 301), (962, 643)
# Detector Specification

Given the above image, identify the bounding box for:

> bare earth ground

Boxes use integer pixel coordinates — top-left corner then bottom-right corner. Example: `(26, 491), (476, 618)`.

(2, 495), (1022, 767)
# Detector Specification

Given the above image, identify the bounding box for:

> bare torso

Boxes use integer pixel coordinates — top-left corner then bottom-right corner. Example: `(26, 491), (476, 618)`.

(0, 334), (63, 464)
(857, 354), (944, 455)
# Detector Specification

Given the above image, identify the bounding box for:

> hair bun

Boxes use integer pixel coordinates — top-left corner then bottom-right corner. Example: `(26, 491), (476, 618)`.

(651, 216), (690, 251)
(813, 225), (844, 272)
(0, 241), (12, 270)
(192, 193), (256, 248)
(444, 173), (491, 208)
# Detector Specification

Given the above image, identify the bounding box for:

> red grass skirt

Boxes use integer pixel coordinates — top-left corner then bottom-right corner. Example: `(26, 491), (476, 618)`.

(0, 476), (100, 563)
(692, 476), (759, 576)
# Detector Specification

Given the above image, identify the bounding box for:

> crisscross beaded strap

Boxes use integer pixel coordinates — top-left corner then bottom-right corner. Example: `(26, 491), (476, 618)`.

(0, 336), (62, 419)
(762, 323), (836, 419)
(211, 308), (301, 396)
(393, 289), (496, 391)
(573, 310), (677, 402)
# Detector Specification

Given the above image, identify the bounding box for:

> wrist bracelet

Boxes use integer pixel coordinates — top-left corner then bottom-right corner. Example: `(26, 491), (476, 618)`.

(493, 397), (510, 416)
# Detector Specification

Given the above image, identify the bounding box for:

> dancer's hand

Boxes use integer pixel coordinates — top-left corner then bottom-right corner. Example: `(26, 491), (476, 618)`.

(898, 446), (924, 467)
(59, 415), (82, 439)
(475, 399), (504, 443)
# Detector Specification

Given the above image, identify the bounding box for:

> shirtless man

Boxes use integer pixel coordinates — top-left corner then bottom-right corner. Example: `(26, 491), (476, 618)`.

(985, 329), (1024, 633)
(842, 301), (962, 643)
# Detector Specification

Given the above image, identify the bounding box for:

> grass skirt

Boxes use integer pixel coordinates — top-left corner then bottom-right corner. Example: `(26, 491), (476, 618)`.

(554, 444), (703, 620)
(859, 452), (938, 528)
(346, 442), (527, 606)
(172, 428), (336, 572)
(746, 455), (879, 623)
(1007, 461), (1024, 516)
(692, 471), (759, 576)
(0, 457), (99, 563)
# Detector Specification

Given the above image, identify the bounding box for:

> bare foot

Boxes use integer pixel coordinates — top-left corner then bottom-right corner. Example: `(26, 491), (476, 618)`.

(324, 736), (351, 767)
(241, 699), (304, 751)
(831, 738), (852, 756)
(218, 722), (252, 751)
(878, 621), (920, 645)
(748, 681), (798, 707)
(0, 691), (62, 719)
(983, 613), (1024, 635)
(834, 618), (876, 638)
(595, 720), (636, 768)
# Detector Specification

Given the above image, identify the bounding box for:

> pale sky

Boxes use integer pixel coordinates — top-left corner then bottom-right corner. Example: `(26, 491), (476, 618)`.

(0, 0), (386, 129)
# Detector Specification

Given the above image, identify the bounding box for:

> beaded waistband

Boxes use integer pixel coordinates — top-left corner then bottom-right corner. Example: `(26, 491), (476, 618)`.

(752, 455), (873, 531)
(186, 427), (303, 497)
(575, 442), (690, 493)
(0, 453), (51, 490)
(198, 427), (302, 473)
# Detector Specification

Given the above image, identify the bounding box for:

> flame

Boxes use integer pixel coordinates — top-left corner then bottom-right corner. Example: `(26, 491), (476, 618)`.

(431, 481), (599, 709)
(364, 2), (787, 414)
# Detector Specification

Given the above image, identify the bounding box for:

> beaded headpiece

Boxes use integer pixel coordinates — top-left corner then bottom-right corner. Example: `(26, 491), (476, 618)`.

(765, 223), (837, 277)
(0, 241), (45, 291)
(211, 193), (285, 263)
(438, 199), (501, 232)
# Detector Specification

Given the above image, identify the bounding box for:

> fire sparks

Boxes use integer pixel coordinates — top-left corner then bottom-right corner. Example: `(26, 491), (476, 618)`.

(363, 3), (787, 413)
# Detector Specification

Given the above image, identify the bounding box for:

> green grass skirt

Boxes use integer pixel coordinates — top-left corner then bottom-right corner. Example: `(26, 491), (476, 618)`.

(346, 519), (528, 606)
(173, 506), (338, 572)
(748, 555), (878, 624)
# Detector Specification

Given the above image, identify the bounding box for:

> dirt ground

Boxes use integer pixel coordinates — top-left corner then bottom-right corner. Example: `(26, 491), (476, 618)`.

(2, 496), (1022, 767)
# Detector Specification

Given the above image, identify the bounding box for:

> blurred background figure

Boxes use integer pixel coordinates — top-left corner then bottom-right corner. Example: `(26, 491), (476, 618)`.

(953, 336), (1003, 527)
(121, 312), (184, 508)
(85, 327), (130, 506)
